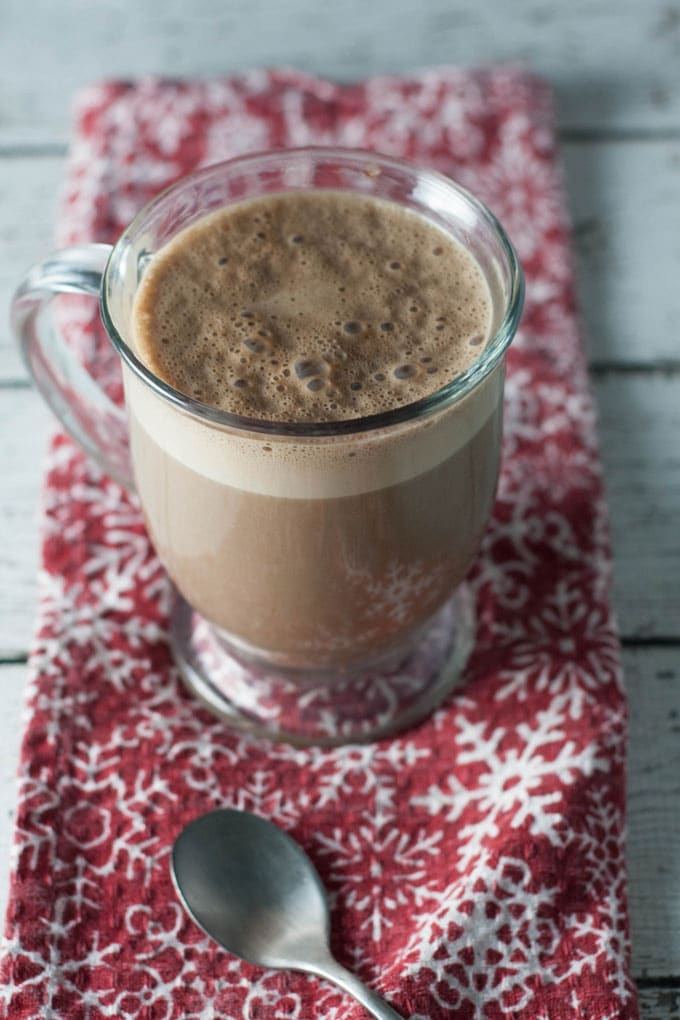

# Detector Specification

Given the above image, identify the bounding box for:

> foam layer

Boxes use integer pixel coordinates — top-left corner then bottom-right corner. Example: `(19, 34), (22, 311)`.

(125, 363), (503, 499)
(132, 190), (492, 423)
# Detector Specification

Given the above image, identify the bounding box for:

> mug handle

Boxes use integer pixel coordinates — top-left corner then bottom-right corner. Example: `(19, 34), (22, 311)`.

(10, 243), (134, 489)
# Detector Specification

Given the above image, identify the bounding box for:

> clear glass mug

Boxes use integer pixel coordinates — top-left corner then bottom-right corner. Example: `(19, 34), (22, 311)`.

(12, 148), (523, 746)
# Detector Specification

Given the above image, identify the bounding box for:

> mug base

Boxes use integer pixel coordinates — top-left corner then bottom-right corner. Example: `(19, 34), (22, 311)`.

(169, 586), (475, 747)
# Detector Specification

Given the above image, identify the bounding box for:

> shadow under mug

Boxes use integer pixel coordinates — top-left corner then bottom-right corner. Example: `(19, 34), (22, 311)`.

(11, 147), (523, 746)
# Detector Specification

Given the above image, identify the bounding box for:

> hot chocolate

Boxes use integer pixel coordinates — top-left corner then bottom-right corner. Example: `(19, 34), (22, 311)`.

(128, 190), (501, 668)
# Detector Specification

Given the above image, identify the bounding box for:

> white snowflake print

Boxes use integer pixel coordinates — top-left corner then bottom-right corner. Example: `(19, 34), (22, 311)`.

(316, 822), (443, 943)
(347, 559), (449, 627)
(1, 68), (636, 1020)
(494, 576), (623, 718)
(413, 692), (609, 872)
(398, 854), (560, 1018)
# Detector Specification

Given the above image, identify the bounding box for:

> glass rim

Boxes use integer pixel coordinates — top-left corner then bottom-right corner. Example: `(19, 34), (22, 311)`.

(101, 145), (524, 439)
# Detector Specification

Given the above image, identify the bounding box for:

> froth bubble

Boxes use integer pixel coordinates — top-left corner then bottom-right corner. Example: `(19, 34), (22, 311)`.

(307, 378), (325, 392)
(342, 321), (362, 335)
(380, 321), (394, 332)
(294, 356), (329, 380)
(468, 333), (484, 346)
(393, 363), (417, 381)
(243, 337), (271, 356)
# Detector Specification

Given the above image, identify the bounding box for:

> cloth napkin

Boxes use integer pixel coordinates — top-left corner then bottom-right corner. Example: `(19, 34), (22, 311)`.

(1, 68), (639, 1020)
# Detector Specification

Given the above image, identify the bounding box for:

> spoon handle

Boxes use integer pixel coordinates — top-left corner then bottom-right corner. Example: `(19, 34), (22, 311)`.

(313, 957), (405, 1020)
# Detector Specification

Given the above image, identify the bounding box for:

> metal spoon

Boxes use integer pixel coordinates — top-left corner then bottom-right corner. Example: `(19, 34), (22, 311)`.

(171, 808), (404, 1020)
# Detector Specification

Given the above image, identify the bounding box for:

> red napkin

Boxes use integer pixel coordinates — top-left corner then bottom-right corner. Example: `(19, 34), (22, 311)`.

(1, 69), (639, 1020)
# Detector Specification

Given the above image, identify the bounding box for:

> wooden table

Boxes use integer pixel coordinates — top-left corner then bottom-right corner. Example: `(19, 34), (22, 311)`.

(1, 2), (678, 1016)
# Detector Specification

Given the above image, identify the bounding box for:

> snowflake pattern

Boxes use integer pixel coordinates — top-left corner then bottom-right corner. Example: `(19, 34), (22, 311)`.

(0, 68), (638, 1020)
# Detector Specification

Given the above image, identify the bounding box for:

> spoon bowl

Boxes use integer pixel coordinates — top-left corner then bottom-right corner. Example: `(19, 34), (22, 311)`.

(171, 808), (403, 1020)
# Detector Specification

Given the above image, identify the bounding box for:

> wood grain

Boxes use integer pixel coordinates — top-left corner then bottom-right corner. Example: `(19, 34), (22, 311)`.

(627, 648), (680, 977)
(0, 157), (63, 381)
(1, 0), (680, 144)
(596, 374), (680, 639)
(638, 988), (680, 1020)
(563, 139), (680, 367)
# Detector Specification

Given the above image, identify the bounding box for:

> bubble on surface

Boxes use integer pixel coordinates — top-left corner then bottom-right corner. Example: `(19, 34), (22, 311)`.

(393, 363), (417, 380)
(294, 356), (328, 380)
(243, 336), (273, 356)
(132, 190), (491, 423)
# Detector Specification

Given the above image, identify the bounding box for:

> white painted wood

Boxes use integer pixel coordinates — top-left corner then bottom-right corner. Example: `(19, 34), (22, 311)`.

(0, 391), (51, 658)
(2, 375), (678, 654)
(2, 140), (680, 382)
(563, 139), (680, 367)
(0, 666), (28, 928)
(0, 157), (64, 382)
(596, 374), (680, 639)
(626, 648), (680, 978)
(638, 988), (680, 1020)
(1, 0), (680, 144)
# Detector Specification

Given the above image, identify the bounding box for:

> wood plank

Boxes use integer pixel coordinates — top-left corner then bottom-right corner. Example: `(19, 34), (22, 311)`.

(595, 374), (680, 639)
(0, 648), (677, 991)
(563, 139), (680, 367)
(1, 0), (680, 143)
(626, 648), (680, 979)
(2, 139), (680, 381)
(0, 157), (63, 381)
(637, 987), (680, 1020)
(1, 373), (678, 654)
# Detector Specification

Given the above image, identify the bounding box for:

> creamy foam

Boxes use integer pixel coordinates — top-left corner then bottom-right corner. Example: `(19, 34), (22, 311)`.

(124, 363), (502, 498)
(132, 190), (492, 423)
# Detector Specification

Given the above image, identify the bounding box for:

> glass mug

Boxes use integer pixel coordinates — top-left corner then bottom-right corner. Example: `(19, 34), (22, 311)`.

(12, 148), (523, 746)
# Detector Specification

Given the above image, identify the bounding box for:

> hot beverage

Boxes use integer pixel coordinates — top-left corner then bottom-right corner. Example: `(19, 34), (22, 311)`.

(14, 147), (522, 741)
(128, 190), (502, 668)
